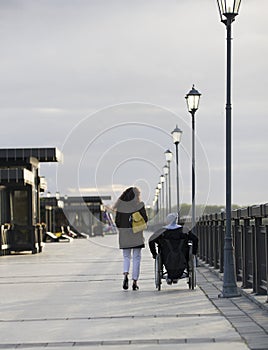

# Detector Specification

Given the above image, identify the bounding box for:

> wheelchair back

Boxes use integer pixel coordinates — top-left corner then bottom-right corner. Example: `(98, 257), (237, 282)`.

(158, 235), (188, 280)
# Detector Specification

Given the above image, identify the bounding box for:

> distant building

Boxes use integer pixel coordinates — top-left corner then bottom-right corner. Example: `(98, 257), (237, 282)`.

(0, 148), (62, 254)
(40, 195), (111, 236)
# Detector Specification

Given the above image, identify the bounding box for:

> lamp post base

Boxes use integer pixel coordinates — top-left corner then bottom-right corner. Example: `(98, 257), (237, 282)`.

(220, 238), (241, 298)
(219, 287), (241, 299)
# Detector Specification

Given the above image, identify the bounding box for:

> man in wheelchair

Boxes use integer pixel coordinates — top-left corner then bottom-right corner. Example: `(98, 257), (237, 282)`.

(149, 213), (198, 285)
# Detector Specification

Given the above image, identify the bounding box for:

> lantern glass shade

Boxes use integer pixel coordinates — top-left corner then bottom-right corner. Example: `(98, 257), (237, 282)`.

(165, 149), (173, 162)
(55, 191), (60, 200)
(163, 165), (169, 175)
(171, 125), (183, 144)
(217, 0), (241, 20)
(185, 85), (201, 113)
(157, 183), (162, 190)
(160, 174), (165, 183)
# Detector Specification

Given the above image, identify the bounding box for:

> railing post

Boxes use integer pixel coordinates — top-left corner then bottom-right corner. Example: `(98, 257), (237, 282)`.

(253, 217), (263, 294)
(209, 216), (214, 266)
(242, 218), (250, 288)
(201, 216), (206, 263)
(250, 222), (256, 293)
(197, 218), (202, 262)
(219, 212), (225, 273)
(241, 223), (246, 288)
(216, 216), (222, 271)
(205, 216), (209, 265)
(234, 218), (241, 281)
(213, 215), (219, 269)
(203, 219), (206, 261)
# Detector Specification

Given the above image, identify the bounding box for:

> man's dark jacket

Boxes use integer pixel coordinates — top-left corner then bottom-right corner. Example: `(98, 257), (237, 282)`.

(149, 227), (198, 279)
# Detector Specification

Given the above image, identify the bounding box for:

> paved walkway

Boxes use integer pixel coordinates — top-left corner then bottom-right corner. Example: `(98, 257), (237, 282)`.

(0, 232), (267, 350)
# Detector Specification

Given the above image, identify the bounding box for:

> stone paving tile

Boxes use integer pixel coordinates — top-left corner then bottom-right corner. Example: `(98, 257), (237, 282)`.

(235, 325), (266, 334)
(246, 336), (268, 350)
(197, 267), (268, 350)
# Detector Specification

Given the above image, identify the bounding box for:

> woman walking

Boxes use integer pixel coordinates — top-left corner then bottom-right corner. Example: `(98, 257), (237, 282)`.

(114, 187), (148, 291)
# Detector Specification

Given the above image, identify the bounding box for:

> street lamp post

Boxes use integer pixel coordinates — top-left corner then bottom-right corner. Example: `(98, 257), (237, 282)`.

(164, 149), (173, 213)
(157, 183), (162, 223)
(185, 85), (201, 237)
(160, 174), (165, 222)
(163, 165), (169, 217)
(217, 0), (242, 298)
(155, 187), (160, 223)
(171, 125), (183, 221)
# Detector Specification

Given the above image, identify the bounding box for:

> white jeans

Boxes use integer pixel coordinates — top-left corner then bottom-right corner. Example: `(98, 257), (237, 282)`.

(123, 248), (142, 281)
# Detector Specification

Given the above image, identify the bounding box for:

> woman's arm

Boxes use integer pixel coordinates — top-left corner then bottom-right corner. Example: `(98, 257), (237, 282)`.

(115, 211), (121, 228)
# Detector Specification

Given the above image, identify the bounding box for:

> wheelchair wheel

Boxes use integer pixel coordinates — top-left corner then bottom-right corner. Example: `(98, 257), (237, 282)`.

(155, 254), (162, 291)
(188, 243), (196, 290)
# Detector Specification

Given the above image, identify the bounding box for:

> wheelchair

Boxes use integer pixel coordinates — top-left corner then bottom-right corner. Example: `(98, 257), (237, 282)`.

(154, 240), (196, 291)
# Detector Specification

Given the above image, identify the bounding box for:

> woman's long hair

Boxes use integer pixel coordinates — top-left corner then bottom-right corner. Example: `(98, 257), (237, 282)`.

(113, 187), (141, 210)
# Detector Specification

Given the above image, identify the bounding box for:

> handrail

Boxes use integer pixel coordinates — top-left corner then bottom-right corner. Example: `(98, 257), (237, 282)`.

(195, 203), (268, 300)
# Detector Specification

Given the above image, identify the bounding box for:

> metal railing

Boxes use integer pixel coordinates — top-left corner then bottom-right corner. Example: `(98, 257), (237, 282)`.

(196, 203), (268, 297)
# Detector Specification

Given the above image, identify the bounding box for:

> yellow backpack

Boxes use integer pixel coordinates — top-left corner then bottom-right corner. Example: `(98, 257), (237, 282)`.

(132, 211), (147, 233)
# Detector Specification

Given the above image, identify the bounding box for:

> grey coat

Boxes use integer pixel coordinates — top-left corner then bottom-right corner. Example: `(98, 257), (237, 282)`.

(115, 201), (148, 249)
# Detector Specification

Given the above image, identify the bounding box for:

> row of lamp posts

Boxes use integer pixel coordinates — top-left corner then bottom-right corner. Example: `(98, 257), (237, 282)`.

(153, 85), (201, 229)
(153, 0), (242, 298)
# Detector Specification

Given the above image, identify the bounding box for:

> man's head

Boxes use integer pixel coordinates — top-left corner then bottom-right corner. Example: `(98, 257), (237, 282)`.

(163, 213), (182, 230)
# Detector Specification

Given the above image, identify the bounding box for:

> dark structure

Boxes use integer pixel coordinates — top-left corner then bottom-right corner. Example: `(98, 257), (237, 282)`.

(40, 195), (112, 237)
(0, 148), (62, 255)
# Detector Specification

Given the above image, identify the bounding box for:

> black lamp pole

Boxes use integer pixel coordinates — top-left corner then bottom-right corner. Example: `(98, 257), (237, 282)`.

(171, 126), (183, 221)
(163, 165), (169, 217)
(217, 0), (241, 298)
(165, 149), (173, 213)
(160, 174), (165, 223)
(157, 183), (162, 223)
(185, 85), (201, 236)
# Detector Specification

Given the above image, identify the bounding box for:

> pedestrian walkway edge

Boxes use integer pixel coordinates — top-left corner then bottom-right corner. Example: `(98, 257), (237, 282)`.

(198, 261), (268, 312)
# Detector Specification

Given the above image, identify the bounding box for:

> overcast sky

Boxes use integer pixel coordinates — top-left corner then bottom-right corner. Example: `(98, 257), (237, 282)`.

(0, 0), (267, 209)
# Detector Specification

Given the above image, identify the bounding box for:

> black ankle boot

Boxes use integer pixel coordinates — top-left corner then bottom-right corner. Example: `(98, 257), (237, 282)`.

(132, 282), (139, 291)
(123, 275), (128, 290)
